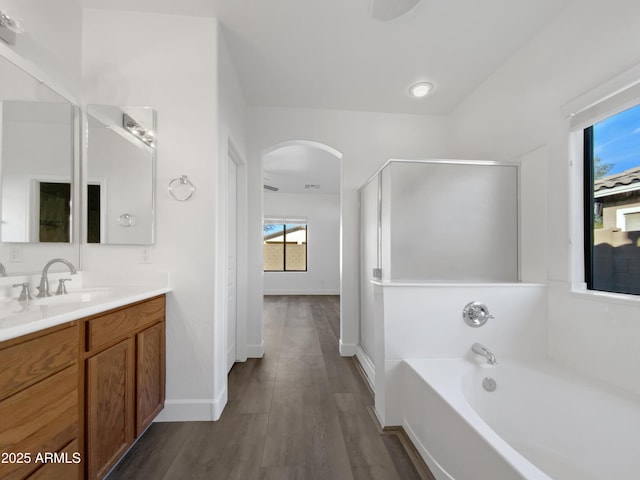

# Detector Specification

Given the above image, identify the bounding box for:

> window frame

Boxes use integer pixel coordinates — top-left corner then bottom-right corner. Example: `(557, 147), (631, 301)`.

(583, 104), (640, 296)
(583, 125), (595, 291)
(263, 222), (308, 273)
(564, 62), (640, 301)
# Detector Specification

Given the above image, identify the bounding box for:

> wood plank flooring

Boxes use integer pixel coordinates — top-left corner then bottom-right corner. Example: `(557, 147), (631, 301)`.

(107, 295), (424, 480)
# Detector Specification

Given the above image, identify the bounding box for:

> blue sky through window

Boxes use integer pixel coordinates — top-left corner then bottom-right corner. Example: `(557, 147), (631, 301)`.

(264, 223), (285, 236)
(593, 103), (640, 175)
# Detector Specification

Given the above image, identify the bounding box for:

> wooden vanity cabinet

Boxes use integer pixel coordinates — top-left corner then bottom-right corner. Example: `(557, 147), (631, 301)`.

(84, 295), (165, 480)
(0, 322), (80, 480)
(0, 294), (165, 480)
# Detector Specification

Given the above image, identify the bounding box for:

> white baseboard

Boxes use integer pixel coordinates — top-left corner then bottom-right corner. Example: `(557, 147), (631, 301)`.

(356, 345), (375, 393)
(339, 340), (357, 356)
(263, 289), (340, 295)
(246, 342), (265, 358)
(155, 387), (228, 422)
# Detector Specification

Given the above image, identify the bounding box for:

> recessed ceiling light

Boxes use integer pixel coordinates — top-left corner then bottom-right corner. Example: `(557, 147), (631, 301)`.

(409, 82), (433, 98)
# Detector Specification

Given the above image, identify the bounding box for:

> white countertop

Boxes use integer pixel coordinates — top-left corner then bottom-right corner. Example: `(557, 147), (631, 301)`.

(0, 271), (171, 343)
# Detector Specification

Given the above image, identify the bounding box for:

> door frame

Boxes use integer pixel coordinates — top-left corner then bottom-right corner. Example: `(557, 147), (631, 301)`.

(220, 134), (248, 366)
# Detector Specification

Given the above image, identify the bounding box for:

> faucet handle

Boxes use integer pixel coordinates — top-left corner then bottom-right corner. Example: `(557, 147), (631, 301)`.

(463, 301), (494, 327)
(55, 278), (71, 295)
(13, 283), (32, 301)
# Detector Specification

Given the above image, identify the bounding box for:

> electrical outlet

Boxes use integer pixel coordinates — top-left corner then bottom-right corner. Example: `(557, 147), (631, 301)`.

(9, 245), (22, 262)
(139, 247), (152, 264)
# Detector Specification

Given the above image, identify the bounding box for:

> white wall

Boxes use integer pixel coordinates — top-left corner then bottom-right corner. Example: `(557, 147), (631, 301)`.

(246, 107), (450, 356)
(263, 192), (340, 295)
(374, 283), (548, 426)
(82, 9), (226, 420)
(448, 0), (640, 395)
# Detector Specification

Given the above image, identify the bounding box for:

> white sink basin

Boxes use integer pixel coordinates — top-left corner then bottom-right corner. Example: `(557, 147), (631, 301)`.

(0, 278), (170, 343)
(33, 287), (113, 306)
(0, 288), (116, 322)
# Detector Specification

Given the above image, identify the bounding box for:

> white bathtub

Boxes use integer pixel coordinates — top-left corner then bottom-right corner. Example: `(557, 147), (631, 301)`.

(402, 357), (640, 480)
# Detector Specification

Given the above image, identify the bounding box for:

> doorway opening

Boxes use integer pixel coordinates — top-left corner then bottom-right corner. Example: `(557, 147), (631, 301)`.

(261, 140), (343, 345)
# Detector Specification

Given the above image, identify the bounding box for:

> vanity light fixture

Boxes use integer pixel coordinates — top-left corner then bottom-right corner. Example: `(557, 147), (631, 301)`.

(0, 10), (23, 45)
(409, 81), (433, 98)
(123, 113), (156, 148)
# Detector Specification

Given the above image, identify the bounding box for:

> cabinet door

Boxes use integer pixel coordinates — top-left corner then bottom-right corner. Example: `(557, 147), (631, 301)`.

(86, 338), (135, 480)
(136, 322), (165, 436)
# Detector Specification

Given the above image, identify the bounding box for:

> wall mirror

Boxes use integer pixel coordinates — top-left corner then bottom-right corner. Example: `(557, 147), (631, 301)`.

(85, 105), (155, 245)
(0, 64), (75, 244)
(0, 53), (79, 276)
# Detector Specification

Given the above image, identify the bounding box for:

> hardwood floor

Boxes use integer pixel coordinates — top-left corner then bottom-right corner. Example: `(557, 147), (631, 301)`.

(107, 295), (425, 480)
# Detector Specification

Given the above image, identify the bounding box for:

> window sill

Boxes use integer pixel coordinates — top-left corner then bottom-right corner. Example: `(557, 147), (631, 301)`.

(570, 282), (640, 306)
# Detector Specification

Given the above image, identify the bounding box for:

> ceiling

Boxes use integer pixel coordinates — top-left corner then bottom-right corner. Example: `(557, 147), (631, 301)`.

(81, 0), (570, 192)
(82, 0), (570, 115)
(263, 144), (341, 195)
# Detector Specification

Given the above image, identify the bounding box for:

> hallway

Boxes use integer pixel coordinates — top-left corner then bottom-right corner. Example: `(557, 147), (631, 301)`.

(107, 296), (425, 480)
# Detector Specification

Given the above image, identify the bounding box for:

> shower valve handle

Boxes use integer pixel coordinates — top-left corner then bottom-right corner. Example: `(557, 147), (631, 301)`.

(463, 301), (494, 327)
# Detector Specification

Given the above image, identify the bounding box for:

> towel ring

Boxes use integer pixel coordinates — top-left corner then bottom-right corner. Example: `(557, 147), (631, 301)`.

(168, 175), (195, 201)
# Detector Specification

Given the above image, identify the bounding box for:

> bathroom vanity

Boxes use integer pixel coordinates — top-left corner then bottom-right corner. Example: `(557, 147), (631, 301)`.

(84, 295), (165, 480)
(0, 288), (168, 480)
(0, 27), (165, 480)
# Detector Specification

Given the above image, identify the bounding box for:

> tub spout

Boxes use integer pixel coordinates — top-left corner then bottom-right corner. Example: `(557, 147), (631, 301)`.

(472, 342), (497, 365)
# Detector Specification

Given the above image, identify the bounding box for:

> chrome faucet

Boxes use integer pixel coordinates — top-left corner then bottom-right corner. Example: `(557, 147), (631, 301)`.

(36, 258), (77, 297)
(0, 262), (6, 277)
(472, 342), (497, 365)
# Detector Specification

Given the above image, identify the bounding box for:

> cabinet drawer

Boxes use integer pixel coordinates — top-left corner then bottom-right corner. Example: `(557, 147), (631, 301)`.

(27, 439), (81, 480)
(0, 365), (78, 480)
(0, 323), (78, 402)
(86, 296), (165, 352)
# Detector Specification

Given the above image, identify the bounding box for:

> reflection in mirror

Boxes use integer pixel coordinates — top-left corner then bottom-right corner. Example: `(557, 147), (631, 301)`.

(0, 80), (74, 243)
(86, 105), (155, 245)
(0, 52), (79, 276)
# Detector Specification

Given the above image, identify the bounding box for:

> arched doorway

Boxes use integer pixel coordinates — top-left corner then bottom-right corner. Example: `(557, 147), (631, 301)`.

(261, 140), (343, 350)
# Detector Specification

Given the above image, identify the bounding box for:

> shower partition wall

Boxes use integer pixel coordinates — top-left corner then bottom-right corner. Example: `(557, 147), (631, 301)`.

(358, 160), (519, 382)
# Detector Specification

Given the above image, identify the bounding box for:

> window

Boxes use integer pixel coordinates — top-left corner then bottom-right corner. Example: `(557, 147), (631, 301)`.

(263, 222), (307, 272)
(584, 103), (640, 295)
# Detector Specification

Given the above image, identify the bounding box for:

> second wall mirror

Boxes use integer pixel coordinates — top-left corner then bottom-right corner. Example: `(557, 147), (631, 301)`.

(85, 105), (155, 245)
